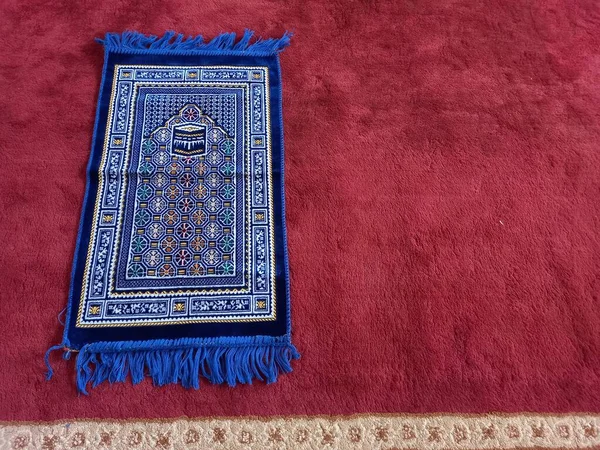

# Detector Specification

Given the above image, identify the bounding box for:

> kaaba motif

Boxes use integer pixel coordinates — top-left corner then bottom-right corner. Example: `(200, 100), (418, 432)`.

(172, 124), (207, 156)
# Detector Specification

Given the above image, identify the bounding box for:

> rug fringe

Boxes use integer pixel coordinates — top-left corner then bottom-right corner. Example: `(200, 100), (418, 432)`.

(63, 338), (299, 395)
(97, 30), (292, 56)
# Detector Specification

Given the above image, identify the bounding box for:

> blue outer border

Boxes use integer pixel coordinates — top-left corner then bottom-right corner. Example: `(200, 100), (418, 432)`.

(63, 48), (292, 350)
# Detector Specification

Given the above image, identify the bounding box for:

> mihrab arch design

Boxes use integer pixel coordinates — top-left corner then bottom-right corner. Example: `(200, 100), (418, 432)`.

(150, 104), (231, 157)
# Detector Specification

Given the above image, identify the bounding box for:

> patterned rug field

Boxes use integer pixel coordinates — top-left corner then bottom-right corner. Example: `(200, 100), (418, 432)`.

(1, 0), (600, 449)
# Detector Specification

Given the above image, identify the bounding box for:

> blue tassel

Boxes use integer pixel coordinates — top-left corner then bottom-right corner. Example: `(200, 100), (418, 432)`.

(96, 30), (292, 56)
(67, 337), (299, 394)
(44, 345), (64, 380)
(57, 307), (67, 326)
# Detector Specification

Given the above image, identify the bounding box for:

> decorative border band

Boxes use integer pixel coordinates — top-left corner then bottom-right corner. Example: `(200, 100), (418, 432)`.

(2, 414), (600, 449)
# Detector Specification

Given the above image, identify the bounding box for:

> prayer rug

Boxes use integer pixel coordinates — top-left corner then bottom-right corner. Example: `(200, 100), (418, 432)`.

(45, 31), (299, 393)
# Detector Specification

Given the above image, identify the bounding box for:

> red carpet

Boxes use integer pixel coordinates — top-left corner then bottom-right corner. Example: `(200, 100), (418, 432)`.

(1, 0), (600, 422)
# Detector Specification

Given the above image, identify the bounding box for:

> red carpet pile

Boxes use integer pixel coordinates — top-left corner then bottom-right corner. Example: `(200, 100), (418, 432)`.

(0, 0), (599, 448)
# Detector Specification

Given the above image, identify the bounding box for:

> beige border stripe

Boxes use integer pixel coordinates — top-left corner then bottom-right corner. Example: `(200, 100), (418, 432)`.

(1, 413), (600, 449)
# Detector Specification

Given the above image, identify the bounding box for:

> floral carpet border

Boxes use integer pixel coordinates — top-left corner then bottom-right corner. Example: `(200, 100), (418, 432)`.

(2, 414), (600, 450)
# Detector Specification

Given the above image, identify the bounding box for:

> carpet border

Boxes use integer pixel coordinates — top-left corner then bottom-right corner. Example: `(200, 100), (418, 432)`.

(2, 413), (600, 449)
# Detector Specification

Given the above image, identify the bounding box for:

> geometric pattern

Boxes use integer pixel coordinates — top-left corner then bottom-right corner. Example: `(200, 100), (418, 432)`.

(143, 93), (236, 137)
(77, 65), (276, 327)
(126, 104), (237, 280)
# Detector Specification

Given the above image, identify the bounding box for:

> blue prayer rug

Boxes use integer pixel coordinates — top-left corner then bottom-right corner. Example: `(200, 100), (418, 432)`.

(46, 31), (299, 393)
